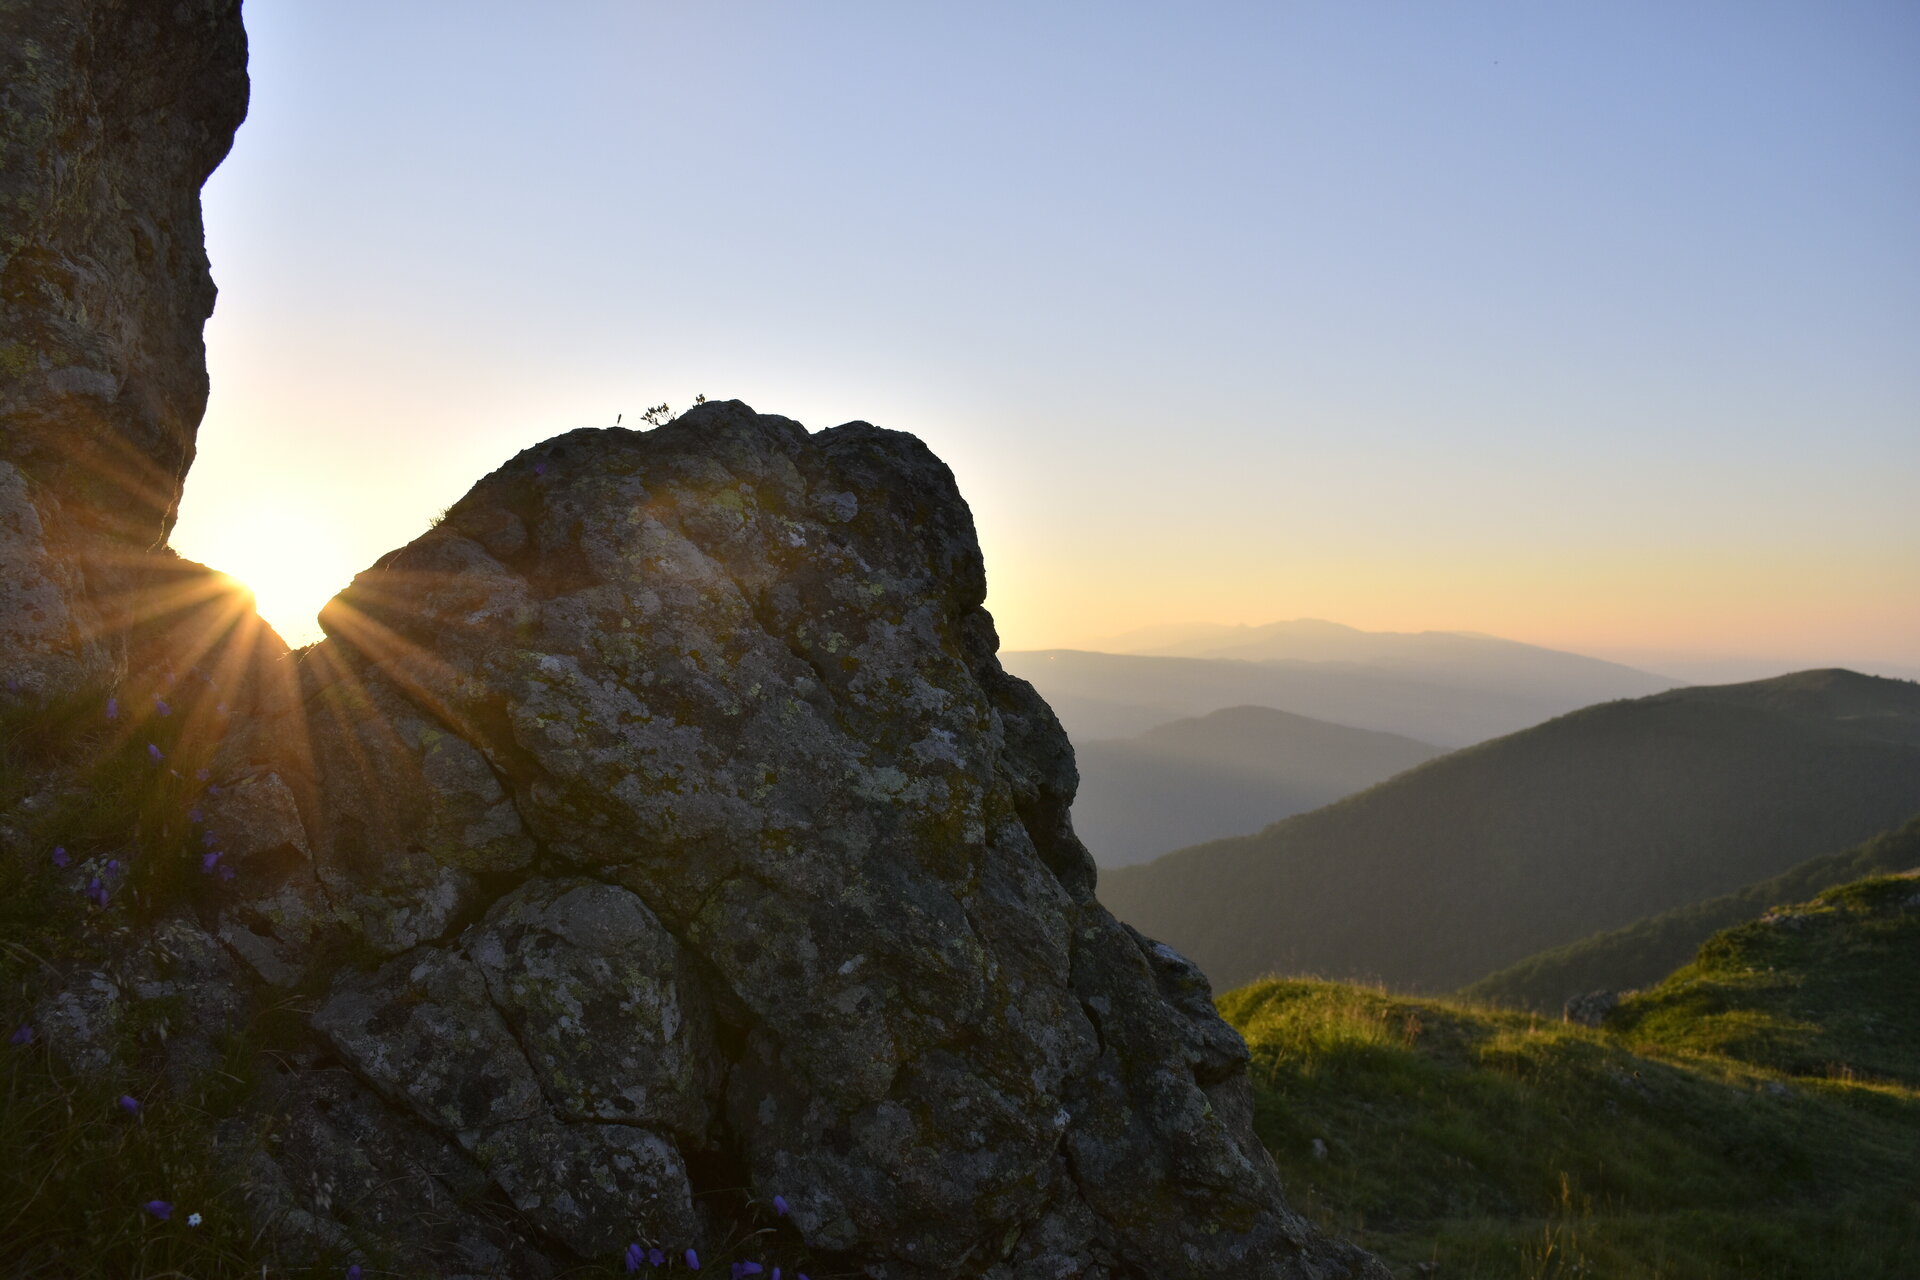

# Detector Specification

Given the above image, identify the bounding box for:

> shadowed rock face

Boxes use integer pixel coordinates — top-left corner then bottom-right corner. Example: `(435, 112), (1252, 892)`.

(0, 0), (247, 550)
(264, 403), (1379, 1277)
(0, 0), (250, 696)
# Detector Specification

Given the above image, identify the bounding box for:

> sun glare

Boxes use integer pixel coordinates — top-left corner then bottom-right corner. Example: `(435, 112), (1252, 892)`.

(186, 503), (356, 648)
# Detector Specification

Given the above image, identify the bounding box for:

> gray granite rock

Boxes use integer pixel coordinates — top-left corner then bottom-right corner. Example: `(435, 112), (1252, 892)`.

(466, 877), (718, 1141)
(291, 401), (1383, 1279)
(0, 0), (248, 557)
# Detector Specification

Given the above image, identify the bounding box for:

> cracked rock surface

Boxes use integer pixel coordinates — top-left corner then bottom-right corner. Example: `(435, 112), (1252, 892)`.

(0, 0), (250, 700)
(251, 401), (1382, 1278)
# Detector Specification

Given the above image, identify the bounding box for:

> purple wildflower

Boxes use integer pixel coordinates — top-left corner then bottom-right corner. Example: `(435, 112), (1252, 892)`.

(144, 1199), (172, 1220)
(104, 858), (120, 875)
(147, 743), (162, 763)
(51, 846), (69, 868)
(118, 1095), (141, 1113)
(207, 783), (222, 796)
(218, 865), (236, 882)
(107, 697), (119, 720)
(153, 697), (171, 717)
(195, 768), (210, 781)
(772, 1194), (790, 1216)
(347, 1267), (363, 1280)
(202, 832), (217, 847)
(649, 1248), (665, 1266)
(8, 1025), (31, 1046)
(534, 462), (547, 476)
(188, 808), (203, 824)
(201, 851), (222, 874)
(685, 1249), (701, 1270)
(86, 877), (108, 908)
(624, 1242), (644, 1272)
(740, 1265), (763, 1277)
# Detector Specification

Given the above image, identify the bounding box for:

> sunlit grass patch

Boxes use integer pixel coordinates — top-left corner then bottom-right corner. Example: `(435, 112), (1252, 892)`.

(1223, 977), (1920, 1278)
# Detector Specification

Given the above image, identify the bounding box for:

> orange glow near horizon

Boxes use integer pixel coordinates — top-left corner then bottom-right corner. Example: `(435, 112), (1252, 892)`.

(169, 480), (1920, 673)
(171, 498), (360, 648)
(976, 533), (1920, 670)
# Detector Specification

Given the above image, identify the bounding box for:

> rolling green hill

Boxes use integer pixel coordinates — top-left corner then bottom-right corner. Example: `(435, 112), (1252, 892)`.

(1607, 871), (1920, 1087)
(1072, 706), (1444, 866)
(1461, 816), (1920, 1013)
(1100, 670), (1920, 993)
(1221, 873), (1920, 1276)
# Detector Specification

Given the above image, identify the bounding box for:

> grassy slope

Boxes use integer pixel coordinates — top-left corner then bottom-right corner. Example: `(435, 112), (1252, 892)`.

(1610, 872), (1920, 1087)
(1221, 873), (1920, 1278)
(1460, 816), (1920, 1013)
(1103, 670), (1920, 993)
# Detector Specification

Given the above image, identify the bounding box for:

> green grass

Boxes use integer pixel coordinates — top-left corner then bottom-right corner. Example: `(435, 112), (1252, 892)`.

(0, 685), (297, 1277)
(1221, 879), (1920, 1278)
(0, 685), (225, 961)
(0, 1021), (302, 1277)
(1610, 873), (1920, 1087)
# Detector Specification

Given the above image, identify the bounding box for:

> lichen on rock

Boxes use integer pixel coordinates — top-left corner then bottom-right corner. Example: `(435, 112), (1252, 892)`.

(282, 400), (1383, 1278)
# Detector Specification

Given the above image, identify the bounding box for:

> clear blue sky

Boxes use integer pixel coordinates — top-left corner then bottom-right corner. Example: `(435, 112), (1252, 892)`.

(176, 0), (1919, 672)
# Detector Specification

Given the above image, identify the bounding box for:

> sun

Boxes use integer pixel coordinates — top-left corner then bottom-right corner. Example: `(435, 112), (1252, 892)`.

(180, 500), (358, 648)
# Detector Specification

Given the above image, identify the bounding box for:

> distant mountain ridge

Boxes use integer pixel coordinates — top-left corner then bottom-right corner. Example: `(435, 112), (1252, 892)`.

(1071, 706), (1445, 867)
(1006, 642), (1678, 747)
(1097, 669), (1920, 994)
(1105, 618), (1677, 695)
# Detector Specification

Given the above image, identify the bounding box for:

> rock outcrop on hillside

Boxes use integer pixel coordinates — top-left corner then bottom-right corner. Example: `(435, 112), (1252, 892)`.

(0, 2), (1384, 1276)
(192, 404), (1375, 1277)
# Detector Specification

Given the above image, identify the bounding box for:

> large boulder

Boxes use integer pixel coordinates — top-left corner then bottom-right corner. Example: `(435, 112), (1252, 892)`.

(281, 401), (1381, 1278)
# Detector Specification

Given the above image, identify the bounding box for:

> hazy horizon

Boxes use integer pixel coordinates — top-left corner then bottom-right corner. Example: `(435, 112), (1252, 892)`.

(170, 2), (1919, 672)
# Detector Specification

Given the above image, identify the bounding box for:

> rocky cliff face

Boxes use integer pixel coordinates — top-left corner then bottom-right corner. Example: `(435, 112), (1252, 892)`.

(1, 0), (249, 696)
(0, 3), (1383, 1276)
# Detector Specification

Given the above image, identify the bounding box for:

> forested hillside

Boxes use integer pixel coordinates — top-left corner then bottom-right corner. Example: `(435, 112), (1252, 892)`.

(1463, 815), (1920, 1012)
(1102, 671), (1920, 992)
(1071, 706), (1443, 865)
